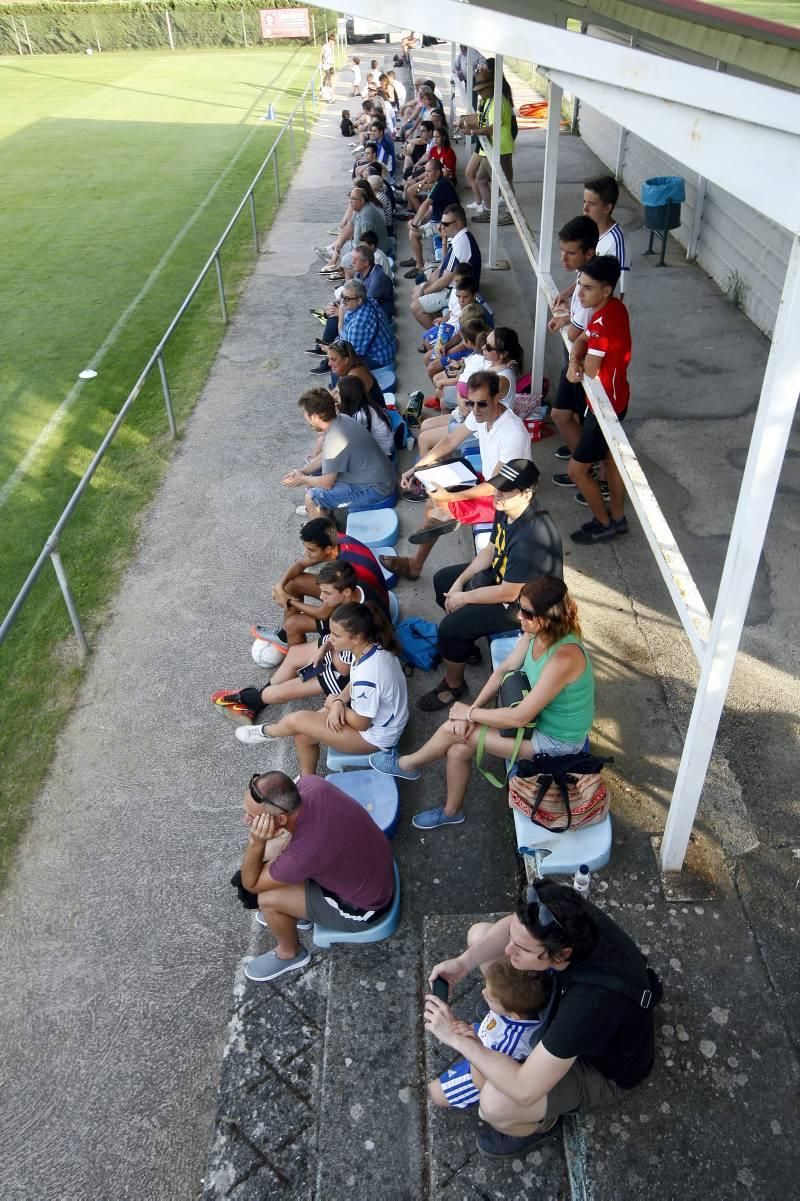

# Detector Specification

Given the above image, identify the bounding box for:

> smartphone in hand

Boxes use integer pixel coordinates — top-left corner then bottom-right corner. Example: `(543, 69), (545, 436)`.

(297, 663), (326, 683)
(431, 977), (449, 1003)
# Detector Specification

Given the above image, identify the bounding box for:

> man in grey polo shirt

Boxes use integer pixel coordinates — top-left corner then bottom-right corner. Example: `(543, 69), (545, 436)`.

(283, 388), (395, 518)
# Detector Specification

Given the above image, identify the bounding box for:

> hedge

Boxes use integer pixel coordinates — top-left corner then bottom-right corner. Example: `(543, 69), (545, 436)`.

(0, 1), (341, 55)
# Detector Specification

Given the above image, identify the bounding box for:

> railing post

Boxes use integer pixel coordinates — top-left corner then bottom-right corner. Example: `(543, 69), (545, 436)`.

(289, 117), (296, 170)
(50, 548), (89, 657)
(157, 352), (178, 438)
(273, 150), (281, 202)
(249, 191), (259, 253)
(302, 97), (308, 136)
(214, 253), (228, 324)
(311, 78), (317, 112)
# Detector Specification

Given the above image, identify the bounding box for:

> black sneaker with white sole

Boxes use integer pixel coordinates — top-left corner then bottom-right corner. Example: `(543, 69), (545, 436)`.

(552, 472), (576, 488)
(575, 482), (610, 505)
(553, 444), (571, 460)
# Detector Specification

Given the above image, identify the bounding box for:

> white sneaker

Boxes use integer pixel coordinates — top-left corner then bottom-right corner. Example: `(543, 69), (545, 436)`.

(235, 724), (274, 745)
(295, 504), (308, 516)
(466, 200), (484, 211)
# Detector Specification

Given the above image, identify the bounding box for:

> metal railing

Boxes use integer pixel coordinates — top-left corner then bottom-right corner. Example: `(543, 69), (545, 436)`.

(0, 66), (321, 657)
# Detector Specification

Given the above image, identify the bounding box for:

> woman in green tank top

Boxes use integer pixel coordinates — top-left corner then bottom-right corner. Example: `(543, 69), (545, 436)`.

(370, 577), (594, 830)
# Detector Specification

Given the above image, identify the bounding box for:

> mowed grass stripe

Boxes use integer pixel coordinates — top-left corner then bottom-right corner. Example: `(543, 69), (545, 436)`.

(0, 46), (315, 879)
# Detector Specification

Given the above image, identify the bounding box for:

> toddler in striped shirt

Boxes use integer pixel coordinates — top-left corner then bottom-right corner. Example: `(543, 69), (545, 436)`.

(429, 960), (555, 1109)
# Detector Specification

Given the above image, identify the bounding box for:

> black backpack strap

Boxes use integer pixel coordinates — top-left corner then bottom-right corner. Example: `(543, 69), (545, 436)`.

(567, 964), (662, 1010)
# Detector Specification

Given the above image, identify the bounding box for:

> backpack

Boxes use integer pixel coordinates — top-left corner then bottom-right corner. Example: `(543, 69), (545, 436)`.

(394, 618), (441, 673)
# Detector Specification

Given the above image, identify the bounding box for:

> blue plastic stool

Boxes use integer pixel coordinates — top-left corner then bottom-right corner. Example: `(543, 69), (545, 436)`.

(373, 545), (398, 590)
(341, 491), (398, 515)
(346, 508), (400, 548)
(464, 448), (482, 475)
(373, 366), (397, 393)
(388, 591), (400, 625)
(326, 746), (374, 771)
(313, 862), (401, 947)
(326, 769), (400, 838)
(517, 815), (613, 876)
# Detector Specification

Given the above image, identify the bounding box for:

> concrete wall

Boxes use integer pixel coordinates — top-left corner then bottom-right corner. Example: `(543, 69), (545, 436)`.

(576, 28), (790, 337)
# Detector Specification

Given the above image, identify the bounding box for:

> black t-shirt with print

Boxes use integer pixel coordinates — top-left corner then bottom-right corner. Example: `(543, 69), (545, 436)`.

(489, 501), (563, 587)
(542, 901), (656, 1088)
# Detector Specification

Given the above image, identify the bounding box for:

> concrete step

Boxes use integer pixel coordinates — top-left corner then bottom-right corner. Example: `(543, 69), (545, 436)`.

(314, 925), (427, 1199)
(422, 913), (569, 1201)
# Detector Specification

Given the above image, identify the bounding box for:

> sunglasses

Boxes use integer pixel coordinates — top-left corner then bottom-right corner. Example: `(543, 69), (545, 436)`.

(526, 884), (564, 930)
(248, 773), (291, 814)
(440, 219), (457, 227)
(515, 600), (537, 620)
(341, 295), (358, 301)
(484, 343), (497, 351)
(464, 399), (490, 410)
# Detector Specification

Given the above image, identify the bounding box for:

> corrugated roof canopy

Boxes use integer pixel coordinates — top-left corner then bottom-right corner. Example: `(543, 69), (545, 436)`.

(488, 0), (800, 88)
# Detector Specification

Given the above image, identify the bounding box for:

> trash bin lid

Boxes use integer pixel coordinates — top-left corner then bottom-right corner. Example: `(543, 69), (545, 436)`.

(641, 175), (686, 206)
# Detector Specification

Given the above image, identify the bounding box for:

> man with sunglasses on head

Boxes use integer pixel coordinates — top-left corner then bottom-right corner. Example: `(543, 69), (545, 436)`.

(425, 879), (659, 1157)
(240, 771), (395, 983)
(410, 204), (481, 329)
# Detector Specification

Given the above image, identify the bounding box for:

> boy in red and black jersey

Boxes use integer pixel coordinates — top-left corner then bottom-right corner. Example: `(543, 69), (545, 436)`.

(564, 255), (632, 544)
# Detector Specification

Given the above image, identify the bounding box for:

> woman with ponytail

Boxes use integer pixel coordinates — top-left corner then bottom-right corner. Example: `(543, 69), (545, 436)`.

(236, 602), (409, 775)
(371, 576), (594, 830)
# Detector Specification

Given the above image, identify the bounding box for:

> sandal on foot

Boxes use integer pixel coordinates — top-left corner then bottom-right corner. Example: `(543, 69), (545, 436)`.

(417, 680), (468, 712)
(408, 519), (458, 545)
(379, 554), (420, 581)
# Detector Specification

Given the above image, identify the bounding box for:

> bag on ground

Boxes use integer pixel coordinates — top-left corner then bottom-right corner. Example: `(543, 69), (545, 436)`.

(394, 617), (441, 673)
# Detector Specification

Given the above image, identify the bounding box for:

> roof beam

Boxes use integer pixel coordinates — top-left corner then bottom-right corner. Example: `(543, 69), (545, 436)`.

(340, 0), (800, 231)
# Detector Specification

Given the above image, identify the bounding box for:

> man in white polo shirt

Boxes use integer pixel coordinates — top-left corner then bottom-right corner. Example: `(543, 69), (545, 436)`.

(410, 204), (482, 329)
(380, 371), (531, 580)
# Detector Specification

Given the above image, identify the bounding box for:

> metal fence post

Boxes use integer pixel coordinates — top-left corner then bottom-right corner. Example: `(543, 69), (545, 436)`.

(302, 97), (308, 136)
(289, 117), (296, 169)
(273, 150), (281, 202)
(157, 353), (178, 438)
(165, 9), (175, 51)
(22, 16), (33, 54)
(249, 191), (259, 253)
(213, 253), (228, 324)
(50, 548), (90, 657)
(311, 78), (317, 112)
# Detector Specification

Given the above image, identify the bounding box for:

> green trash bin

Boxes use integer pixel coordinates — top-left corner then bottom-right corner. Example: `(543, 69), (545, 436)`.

(641, 176), (685, 266)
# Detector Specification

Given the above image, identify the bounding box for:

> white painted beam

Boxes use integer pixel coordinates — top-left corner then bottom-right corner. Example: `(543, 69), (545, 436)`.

(531, 82), (562, 397)
(659, 237), (800, 871)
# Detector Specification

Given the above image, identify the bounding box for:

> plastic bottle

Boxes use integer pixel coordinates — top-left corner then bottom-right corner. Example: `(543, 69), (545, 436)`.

(573, 864), (591, 895)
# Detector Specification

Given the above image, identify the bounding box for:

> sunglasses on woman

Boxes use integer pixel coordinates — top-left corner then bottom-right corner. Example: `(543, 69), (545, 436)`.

(526, 884), (564, 930)
(514, 600), (537, 620)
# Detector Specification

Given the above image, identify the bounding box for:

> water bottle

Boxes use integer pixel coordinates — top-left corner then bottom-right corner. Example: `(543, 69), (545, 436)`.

(433, 233), (443, 262)
(573, 864), (591, 895)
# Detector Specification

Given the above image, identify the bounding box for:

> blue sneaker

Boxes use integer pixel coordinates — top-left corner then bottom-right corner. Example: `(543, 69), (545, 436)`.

(411, 806), (465, 830)
(369, 749), (421, 780)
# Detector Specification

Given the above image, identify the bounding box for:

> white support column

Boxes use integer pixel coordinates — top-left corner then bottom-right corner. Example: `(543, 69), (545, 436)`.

(613, 36), (635, 179)
(660, 236), (800, 872)
(686, 173), (706, 261)
(488, 53), (503, 269)
(531, 81), (563, 397)
(466, 47), (474, 109)
(450, 42), (458, 128)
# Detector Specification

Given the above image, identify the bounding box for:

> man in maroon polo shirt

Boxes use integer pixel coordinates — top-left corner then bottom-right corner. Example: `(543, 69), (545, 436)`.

(240, 771), (395, 983)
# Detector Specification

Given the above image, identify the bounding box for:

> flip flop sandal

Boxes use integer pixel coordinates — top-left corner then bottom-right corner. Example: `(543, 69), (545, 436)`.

(379, 554), (420, 580)
(408, 520), (458, 545)
(417, 680), (469, 712)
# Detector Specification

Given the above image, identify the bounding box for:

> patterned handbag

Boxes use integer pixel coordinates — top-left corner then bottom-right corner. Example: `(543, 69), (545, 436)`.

(508, 751), (611, 833)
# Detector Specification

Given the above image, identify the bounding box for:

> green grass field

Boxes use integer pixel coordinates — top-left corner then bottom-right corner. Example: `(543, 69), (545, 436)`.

(0, 44), (316, 878)
(701, 1), (800, 25)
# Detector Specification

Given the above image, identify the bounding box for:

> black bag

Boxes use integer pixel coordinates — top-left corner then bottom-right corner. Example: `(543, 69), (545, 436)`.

(230, 869), (259, 910)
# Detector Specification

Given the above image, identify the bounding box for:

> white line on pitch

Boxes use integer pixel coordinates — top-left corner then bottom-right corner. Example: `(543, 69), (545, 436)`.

(0, 70), (303, 511)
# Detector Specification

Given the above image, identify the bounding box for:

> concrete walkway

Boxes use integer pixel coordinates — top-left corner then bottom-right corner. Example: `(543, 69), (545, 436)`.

(1, 38), (798, 1201)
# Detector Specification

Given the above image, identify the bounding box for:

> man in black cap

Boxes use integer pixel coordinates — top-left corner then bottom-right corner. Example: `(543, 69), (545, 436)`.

(417, 459), (563, 711)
